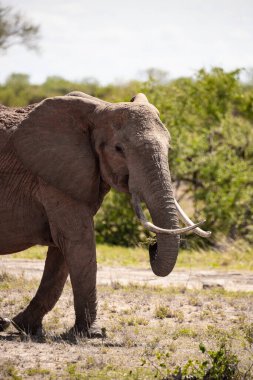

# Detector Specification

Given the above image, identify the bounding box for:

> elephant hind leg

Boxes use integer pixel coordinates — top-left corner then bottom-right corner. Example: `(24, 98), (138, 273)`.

(12, 246), (68, 334)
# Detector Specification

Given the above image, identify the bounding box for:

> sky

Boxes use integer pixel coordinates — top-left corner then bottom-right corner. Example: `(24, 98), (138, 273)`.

(1, 0), (253, 84)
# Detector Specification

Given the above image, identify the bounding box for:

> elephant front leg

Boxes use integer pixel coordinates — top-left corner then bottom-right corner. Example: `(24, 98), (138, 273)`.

(39, 188), (102, 337)
(12, 246), (68, 334)
(63, 234), (99, 337)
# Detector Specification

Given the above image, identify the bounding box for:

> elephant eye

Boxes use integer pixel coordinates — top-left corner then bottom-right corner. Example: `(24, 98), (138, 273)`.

(115, 144), (124, 155)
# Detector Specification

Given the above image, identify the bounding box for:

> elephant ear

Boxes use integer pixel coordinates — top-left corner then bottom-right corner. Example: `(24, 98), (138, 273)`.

(13, 96), (100, 202)
(130, 93), (149, 103)
(130, 93), (160, 115)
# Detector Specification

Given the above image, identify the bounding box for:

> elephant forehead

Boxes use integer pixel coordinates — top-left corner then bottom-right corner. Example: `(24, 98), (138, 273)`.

(121, 112), (169, 140)
(127, 104), (157, 121)
(105, 103), (169, 141)
(118, 125), (170, 152)
(110, 103), (155, 120)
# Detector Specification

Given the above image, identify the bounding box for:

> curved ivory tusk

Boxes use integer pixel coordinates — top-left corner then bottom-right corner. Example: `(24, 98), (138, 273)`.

(174, 198), (211, 238)
(131, 195), (206, 235)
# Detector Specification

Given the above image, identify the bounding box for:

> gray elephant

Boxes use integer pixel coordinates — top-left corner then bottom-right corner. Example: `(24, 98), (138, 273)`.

(0, 92), (210, 336)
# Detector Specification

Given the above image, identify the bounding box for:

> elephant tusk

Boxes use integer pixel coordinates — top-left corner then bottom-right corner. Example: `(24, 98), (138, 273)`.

(131, 195), (206, 235)
(174, 198), (211, 238)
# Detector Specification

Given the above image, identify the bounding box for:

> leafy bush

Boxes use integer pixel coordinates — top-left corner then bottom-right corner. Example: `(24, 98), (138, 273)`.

(142, 343), (243, 379)
(140, 68), (253, 245)
(95, 190), (150, 246)
(174, 343), (240, 379)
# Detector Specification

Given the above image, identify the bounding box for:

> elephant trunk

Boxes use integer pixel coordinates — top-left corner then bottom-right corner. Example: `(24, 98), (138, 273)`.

(131, 160), (180, 277)
(145, 185), (180, 277)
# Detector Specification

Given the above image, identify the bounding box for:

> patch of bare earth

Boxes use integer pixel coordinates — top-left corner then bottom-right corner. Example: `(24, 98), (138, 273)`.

(0, 260), (253, 379)
(2, 258), (253, 291)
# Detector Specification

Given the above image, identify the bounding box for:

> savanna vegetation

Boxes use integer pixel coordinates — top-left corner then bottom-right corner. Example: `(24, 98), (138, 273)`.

(1, 68), (253, 379)
(0, 68), (252, 249)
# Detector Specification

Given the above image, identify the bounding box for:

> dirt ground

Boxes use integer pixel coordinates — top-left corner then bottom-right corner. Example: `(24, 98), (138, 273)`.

(2, 257), (253, 291)
(0, 259), (253, 379)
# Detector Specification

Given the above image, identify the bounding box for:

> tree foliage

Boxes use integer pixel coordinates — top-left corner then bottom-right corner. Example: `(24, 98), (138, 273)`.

(0, 68), (252, 246)
(152, 68), (253, 243)
(0, 3), (40, 52)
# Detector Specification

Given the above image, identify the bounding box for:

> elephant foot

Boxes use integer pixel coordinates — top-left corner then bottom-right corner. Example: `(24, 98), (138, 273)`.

(0, 316), (43, 336)
(0, 317), (11, 332)
(12, 314), (43, 336)
(65, 324), (106, 339)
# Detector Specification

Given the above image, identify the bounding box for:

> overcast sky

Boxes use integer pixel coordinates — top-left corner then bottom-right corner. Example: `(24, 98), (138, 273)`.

(1, 0), (253, 84)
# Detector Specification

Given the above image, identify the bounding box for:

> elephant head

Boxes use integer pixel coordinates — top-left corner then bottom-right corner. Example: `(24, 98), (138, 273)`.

(13, 92), (210, 277)
(90, 93), (210, 276)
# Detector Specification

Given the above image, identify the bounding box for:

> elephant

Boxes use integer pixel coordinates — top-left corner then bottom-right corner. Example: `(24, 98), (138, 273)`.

(0, 91), (210, 336)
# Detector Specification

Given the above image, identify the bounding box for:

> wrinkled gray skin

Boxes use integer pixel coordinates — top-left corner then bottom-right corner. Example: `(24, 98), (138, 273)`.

(0, 92), (179, 335)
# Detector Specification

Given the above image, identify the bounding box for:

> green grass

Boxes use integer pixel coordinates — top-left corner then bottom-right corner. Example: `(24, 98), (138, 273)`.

(9, 239), (253, 271)
(97, 244), (148, 267)
(177, 239), (253, 270)
(11, 246), (47, 260)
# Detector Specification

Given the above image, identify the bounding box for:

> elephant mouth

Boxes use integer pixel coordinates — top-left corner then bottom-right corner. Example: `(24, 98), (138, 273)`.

(117, 174), (129, 192)
(131, 194), (211, 237)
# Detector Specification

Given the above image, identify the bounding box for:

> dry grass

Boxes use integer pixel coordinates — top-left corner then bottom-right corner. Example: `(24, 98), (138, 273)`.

(0, 273), (252, 379)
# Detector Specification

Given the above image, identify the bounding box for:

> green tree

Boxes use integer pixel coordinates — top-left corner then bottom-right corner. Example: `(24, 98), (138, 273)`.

(150, 68), (253, 243)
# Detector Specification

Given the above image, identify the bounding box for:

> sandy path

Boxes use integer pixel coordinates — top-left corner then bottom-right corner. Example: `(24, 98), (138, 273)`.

(1, 258), (253, 291)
